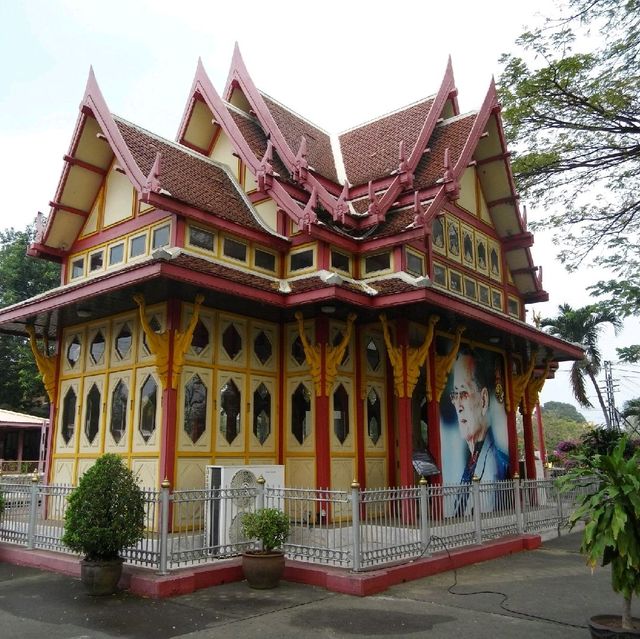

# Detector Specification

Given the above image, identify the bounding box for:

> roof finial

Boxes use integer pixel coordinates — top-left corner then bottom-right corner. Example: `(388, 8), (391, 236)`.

(333, 181), (349, 224)
(35, 211), (46, 243)
(293, 135), (309, 184)
(398, 140), (413, 187)
(143, 151), (162, 195)
(367, 181), (385, 223)
(442, 147), (459, 200)
(299, 186), (318, 233)
(257, 139), (274, 191)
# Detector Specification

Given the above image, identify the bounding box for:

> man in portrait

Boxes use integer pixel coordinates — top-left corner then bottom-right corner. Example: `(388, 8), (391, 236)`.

(449, 347), (509, 516)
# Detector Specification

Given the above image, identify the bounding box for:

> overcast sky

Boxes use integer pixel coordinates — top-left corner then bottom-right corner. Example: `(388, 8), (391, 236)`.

(1, 0), (637, 423)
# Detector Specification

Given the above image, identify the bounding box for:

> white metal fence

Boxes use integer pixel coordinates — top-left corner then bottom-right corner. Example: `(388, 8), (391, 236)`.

(0, 476), (591, 575)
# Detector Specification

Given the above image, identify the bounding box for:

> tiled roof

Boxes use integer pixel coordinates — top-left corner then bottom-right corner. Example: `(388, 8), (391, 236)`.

(368, 278), (420, 295)
(413, 114), (476, 190)
(261, 93), (339, 183)
(228, 109), (290, 179)
(339, 98), (435, 186)
(114, 118), (266, 232)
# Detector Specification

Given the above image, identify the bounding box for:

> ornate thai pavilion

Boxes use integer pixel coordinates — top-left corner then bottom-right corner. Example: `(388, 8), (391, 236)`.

(0, 47), (582, 492)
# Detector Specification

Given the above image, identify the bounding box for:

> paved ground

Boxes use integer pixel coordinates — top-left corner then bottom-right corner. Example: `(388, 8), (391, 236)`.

(0, 532), (632, 638)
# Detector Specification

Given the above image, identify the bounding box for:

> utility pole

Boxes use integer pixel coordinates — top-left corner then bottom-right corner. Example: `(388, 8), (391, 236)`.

(604, 361), (620, 430)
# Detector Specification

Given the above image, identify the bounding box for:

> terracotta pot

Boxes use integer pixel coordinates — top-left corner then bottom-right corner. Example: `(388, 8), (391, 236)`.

(241, 551), (285, 589)
(589, 615), (640, 638)
(80, 558), (124, 596)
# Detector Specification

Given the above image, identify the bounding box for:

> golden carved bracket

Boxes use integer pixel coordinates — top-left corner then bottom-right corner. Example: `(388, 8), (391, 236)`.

(507, 351), (537, 413)
(294, 312), (357, 396)
(26, 325), (57, 403)
(523, 360), (551, 416)
(133, 294), (204, 390)
(379, 314), (439, 398)
(428, 325), (466, 402)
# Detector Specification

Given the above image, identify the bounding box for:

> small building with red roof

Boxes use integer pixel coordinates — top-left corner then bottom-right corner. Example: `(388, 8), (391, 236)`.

(0, 48), (582, 493)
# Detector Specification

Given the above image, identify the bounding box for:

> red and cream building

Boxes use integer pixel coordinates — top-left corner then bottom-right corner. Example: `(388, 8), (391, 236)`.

(0, 48), (581, 491)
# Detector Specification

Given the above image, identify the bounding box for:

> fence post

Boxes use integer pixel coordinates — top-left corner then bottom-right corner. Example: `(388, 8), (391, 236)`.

(351, 480), (361, 572)
(27, 472), (40, 550)
(556, 481), (564, 535)
(472, 475), (482, 545)
(419, 477), (431, 556)
(513, 473), (523, 534)
(158, 478), (170, 575)
(257, 475), (265, 511)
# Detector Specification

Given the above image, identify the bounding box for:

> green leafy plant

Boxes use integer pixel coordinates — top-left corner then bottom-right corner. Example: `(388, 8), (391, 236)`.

(0, 490), (5, 516)
(241, 508), (290, 552)
(62, 454), (145, 561)
(558, 437), (640, 630)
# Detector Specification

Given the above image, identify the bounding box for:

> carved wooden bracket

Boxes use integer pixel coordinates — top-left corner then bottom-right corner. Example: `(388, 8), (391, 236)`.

(294, 312), (357, 396)
(428, 325), (466, 402)
(523, 360), (551, 416)
(26, 325), (57, 403)
(380, 314), (439, 398)
(507, 352), (536, 413)
(133, 293), (204, 390)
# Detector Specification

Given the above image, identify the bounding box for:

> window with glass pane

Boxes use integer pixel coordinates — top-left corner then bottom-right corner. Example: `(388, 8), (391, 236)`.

(139, 375), (157, 442)
(364, 252), (390, 274)
(333, 384), (349, 444)
(220, 379), (241, 444)
(254, 248), (276, 272)
(291, 335), (306, 366)
(253, 383), (271, 445)
(330, 250), (350, 273)
(62, 387), (77, 444)
(291, 383), (311, 445)
(67, 336), (81, 368)
(130, 234), (146, 258)
(90, 331), (105, 364)
(189, 226), (215, 251)
(109, 243), (124, 266)
(110, 380), (128, 444)
(85, 383), (101, 444)
(253, 331), (272, 365)
(406, 250), (424, 276)
(222, 323), (242, 360)
(89, 251), (104, 272)
(191, 320), (209, 355)
(115, 324), (132, 359)
(290, 249), (314, 271)
(223, 237), (247, 262)
(152, 224), (170, 250)
(367, 387), (382, 445)
(366, 337), (380, 371)
(71, 258), (84, 279)
(184, 374), (207, 444)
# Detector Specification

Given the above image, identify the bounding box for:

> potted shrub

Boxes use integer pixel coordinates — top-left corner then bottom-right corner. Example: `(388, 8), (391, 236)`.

(241, 507), (290, 589)
(62, 454), (145, 595)
(559, 436), (640, 636)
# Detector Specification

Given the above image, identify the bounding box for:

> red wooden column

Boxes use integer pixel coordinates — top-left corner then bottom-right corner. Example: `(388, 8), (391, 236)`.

(426, 348), (442, 486)
(159, 299), (180, 487)
(535, 403), (547, 465)
(394, 318), (414, 487)
(505, 354), (520, 477)
(314, 315), (331, 490)
(521, 410), (537, 479)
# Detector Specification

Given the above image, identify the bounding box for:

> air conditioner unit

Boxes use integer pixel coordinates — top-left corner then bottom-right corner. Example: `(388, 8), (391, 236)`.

(204, 465), (285, 554)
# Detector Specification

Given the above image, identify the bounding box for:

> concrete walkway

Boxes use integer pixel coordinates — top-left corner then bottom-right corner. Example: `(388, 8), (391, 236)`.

(0, 532), (631, 638)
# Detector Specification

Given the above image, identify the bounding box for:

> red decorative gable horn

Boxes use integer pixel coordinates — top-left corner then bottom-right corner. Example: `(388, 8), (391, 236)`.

(293, 136), (309, 184)
(442, 147), (459, 200)
(334, 181), (349, 224)
(299, 186), (318, 232)
(257, 139), (275, 192)
(367, 181), (384, 223)
(398, 140), (413, 188)
(142, 151), (162, 197)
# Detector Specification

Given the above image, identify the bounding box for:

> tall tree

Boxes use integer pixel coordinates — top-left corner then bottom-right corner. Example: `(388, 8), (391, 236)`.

(541, 304), (621, 426)
(0, 225), (60, 414)
(498, 0), (640, 269)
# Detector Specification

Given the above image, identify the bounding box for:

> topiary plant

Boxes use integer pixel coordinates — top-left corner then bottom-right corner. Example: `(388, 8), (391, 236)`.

(241, 508), (290, 552)
(62, 454), (145, 561)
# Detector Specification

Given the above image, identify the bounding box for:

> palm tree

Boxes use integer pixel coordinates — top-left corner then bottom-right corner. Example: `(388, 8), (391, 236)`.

(541, 304), (622, 427)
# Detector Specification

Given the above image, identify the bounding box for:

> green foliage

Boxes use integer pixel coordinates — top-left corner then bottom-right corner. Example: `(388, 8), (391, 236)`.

(542, 406), (592, 454)
(579, 426), (634, 458)
(0, 225), (60, 413)
(241, 508), (290, 553)
(0, 490), (4, 515)
(541, 304), (621, 423)
(543, 401), (587, 423)
(62, 454), (145, 561)
(498, 0), (640, 269)
(559, 437), (640, 628)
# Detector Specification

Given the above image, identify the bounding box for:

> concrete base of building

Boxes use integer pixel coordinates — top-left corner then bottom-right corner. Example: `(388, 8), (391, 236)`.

(0, 534), (541, 599)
